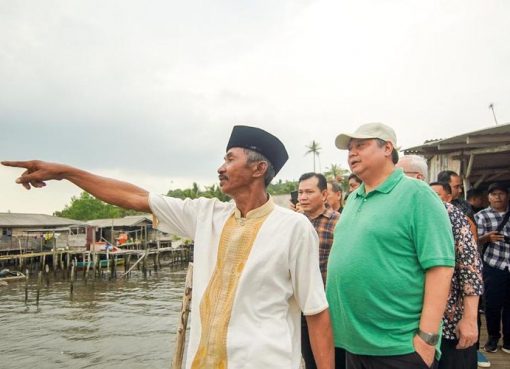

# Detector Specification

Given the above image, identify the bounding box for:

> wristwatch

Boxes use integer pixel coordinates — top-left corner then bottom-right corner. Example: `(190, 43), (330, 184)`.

(415, 329), (439, 346)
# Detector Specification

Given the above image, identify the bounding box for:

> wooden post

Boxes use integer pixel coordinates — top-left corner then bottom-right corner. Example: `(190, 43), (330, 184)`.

(91, 236), (97, 278)
(171, 262), (193, 369)
(70, 262), (75, 298)
(126, 254), (131, 278)
(36, 271), (42, 306)
(45, 264), (50, 287)
(155, 233), (161, 271)
(24, 268), (29, 305)
(110, 255), (116, 279)
(52, 238), (57, 273)
(66, 252), (71, 279)
(59, 252), (64, 279)
(93, 252), (98, 278)
(142, 241), (148, 278)
(85, 252), (91, 283)
(82, 253), (86, 279)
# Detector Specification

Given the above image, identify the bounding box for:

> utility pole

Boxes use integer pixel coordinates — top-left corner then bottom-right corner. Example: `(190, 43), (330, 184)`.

(489, 103), (498, 125)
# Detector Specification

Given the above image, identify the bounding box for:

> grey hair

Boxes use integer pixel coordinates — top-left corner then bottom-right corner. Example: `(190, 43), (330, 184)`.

(243, 148), (276, 187)
(328, 181), (342, 193)
(399, 154), (428, 181)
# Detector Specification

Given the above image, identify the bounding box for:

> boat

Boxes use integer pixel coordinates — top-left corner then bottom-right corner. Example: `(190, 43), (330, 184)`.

(0, 269), (26, 282)
(75, 242), (125, 269)
(75, 258), (125, 269)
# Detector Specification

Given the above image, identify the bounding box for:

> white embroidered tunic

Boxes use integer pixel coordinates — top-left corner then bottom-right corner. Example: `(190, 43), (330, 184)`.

(149, 194), (328, 369)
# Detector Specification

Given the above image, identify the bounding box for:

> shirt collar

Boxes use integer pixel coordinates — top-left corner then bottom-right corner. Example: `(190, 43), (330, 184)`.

(355, 168), (404, 198)
(234, 196), (275, 220)
(306, 206), (335, 221)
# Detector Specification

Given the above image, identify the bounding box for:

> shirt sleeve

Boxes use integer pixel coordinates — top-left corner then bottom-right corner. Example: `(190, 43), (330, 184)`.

(475, 212), (487, 238)
(289, 217), (329, 315)
(148, 193), (208, 239)
(411, 186), (455, 270)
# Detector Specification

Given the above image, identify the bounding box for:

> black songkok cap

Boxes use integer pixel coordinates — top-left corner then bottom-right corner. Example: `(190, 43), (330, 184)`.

(226, 125), (289, 175)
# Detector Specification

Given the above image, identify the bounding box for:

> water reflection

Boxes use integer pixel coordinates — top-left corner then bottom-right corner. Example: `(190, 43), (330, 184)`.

(0, 264), (188, 369)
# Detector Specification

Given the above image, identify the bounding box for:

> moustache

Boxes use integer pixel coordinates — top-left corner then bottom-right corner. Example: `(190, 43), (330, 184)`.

(219, 175), (228, 181)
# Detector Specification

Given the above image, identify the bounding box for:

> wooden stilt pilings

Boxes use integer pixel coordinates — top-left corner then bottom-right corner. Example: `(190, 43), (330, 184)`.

(0, 243), (192, 284)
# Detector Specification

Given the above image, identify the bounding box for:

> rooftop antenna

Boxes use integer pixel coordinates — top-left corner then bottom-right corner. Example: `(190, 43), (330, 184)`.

(489, 103), (498, 125)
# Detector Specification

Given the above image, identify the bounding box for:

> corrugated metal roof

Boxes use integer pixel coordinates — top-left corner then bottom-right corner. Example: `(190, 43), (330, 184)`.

(403, 122), (510, 187)
(404, 122), (510, 154)
(87, 215), (152, 228)
(0, 213), (86, 227)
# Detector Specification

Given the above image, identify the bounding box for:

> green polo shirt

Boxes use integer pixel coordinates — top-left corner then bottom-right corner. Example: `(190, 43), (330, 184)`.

(326, 168), (454, 356)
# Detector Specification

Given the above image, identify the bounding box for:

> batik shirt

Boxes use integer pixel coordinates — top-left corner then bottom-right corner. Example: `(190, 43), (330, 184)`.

(442, 202), (484, 340)
(306, 208), (340, 284)
(475, 206), (510, 270)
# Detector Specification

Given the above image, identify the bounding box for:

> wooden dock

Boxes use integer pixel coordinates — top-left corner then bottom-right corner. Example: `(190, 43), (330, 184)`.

(0, 243), (193, 280)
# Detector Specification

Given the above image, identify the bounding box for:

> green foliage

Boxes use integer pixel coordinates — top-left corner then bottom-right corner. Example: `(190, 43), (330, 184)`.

(267, 179), (298, 195)
(166, 180), (299, 200)
(54, 192), (140, 220)
(202, 184), (230, 202)
(166, 182), (230, 202)
(324, 163), (350, 182)
(166, 182), (201, 199)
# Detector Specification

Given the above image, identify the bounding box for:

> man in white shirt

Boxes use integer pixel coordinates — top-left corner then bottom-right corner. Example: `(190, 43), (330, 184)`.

(2, 125), (334, 369)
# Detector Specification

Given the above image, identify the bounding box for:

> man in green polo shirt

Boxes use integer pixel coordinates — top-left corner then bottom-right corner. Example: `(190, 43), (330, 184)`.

(326, 123), (455, 369)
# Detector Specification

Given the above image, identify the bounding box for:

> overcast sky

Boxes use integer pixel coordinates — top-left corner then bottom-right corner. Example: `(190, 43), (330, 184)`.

(1, 0), (509, 214)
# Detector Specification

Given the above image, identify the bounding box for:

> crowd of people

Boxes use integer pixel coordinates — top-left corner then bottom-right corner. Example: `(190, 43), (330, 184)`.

(2, 122), (509, 369)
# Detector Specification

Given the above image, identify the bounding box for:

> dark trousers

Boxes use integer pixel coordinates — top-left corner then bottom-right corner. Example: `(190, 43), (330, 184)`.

(302, 323), (347, 369)
(345, 351), (437, 369)
(483, 263), (510, 343)
(335, 347), (346, 369)
(301, 315), (316, 369)
(437, 338), (476, 369)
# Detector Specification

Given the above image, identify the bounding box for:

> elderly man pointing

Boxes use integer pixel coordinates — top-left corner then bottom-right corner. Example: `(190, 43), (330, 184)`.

(3, 125), (334, 369)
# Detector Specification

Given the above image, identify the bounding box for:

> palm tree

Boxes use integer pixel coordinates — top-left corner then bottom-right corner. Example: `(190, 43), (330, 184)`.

(305, 140), (322, 172)
(324, 163), (349, 181)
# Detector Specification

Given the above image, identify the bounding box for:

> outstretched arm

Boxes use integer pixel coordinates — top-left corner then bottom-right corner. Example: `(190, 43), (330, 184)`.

(2, 160), (150, 212)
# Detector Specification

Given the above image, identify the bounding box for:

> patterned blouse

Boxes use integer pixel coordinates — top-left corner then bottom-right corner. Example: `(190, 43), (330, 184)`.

(442, 202), (484, 340)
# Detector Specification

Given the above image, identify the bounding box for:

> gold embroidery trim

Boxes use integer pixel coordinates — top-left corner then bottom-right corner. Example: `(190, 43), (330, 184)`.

(190, 211), (269, 369)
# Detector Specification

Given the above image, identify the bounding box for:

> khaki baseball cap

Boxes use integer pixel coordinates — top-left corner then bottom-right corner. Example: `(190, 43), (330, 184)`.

(335, 122), (397, 150)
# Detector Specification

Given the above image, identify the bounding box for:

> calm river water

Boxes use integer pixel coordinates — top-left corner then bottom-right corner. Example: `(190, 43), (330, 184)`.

(0, 264), (188, 369)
